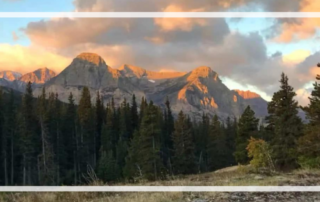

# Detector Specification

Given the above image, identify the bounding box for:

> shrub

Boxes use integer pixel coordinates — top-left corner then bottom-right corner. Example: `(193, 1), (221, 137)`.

(246, 137), (274, 171)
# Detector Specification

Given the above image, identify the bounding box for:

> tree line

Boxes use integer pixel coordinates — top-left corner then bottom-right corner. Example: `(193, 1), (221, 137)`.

(0, 64), (319, 185)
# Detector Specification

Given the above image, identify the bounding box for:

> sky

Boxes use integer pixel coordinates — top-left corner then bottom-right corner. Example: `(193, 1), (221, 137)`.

(0, 0), (320, 106)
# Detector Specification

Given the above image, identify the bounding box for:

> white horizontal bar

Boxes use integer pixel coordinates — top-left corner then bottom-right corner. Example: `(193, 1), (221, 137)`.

(1, 12), (320, 18)
(0, 186), (320, 192)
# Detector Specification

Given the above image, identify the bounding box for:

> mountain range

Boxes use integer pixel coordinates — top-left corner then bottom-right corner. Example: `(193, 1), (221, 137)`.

(0, 52), (269, 120)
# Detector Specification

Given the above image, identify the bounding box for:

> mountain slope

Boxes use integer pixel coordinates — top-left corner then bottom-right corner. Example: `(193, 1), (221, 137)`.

(0, 71), (22, 81)
(233, 90), (268, 117)
(30, 52), (269, 119)
(119, 64), (186, 80)
(19, 67), (56, 84)
(40, 53), (145, 104)
(148, 66), (251, 119)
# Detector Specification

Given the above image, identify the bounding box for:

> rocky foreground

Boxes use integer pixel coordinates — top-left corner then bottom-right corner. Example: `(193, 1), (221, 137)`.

(4, 166), (320, 202)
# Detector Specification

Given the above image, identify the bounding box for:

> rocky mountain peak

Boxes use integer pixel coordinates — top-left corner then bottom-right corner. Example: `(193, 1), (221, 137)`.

(234, 90), (261, 99)
(0, 71), (22, 81)
(119, 64), (146, 78)
(76, 52), (105, 66)
(19, 67), (56, 84)
(188, 66), (219, 81)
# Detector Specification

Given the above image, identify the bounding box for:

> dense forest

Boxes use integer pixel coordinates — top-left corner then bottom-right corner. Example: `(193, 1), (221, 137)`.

(0, 65), (319, 185)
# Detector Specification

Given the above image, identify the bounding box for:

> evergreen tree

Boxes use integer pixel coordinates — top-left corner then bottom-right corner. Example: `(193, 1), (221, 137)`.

(298, 64), (320, 168)
(172, 111), (196, 174)
(225, 117), (236, 166)
(130, 94), (139, 136)
(60, 92), (78, 184)
(161, 97), (174, 172)
(196, 113), (210, 172)
(268, 73), (303, 170)
(37, 88), (56, 185)
(97, 150), (120, 182)
(138, 101), (164, 180)
(234, 106), (259, 164)
(5, 89), (18, 185)
(207, 115), (228, 170)
(19, 82), (40, 185)
(0, 87), (5, 185)
(124, 130), (142, 179)
(95, 91), (104, 165)
(77, 87), (95, 179)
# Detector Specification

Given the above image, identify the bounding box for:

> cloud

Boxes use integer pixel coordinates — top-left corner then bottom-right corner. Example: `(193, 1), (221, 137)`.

(0, 44), (71, 74)
(282, 49), (311, 66)
(272, 0), (320, 43)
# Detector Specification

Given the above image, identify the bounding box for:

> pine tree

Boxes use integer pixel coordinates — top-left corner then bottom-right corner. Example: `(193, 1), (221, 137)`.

(138, 101), (164, 180)
(207, 115), (228, 170)
(101, 101), (117, 154)
(161, 97), (174, 172)
(268, 73), (303, 170)
(37, 88), (56, 185)
(172, 111), (196, 174)
(234, 106), (259, 164)
(77, 87), (95, 179)
(298, 64), (320, 168)
(60, 92), (77, 184)
(0, 87), (5, 185)
(97, 150), (120, 182)
(19, 82), (40, 185)
(124, 130), (142, 179)
(139, 97), (147, 123)
(95, 91), (104, 165)
(5, 89), (18, 185)
(196, 113), (210, 172)
(130, 94), (139, 136)
(225, 117), (236, 166)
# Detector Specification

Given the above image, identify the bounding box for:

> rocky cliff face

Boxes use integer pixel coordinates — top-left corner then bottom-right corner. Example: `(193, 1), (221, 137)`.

(0, 71), (22, 81)
(148, 66), (253, 119)
(0, 68), (56, 92)
(233, 90), (268, 118)
(19, 67), (56, 84)
(34, 53), (269, 120)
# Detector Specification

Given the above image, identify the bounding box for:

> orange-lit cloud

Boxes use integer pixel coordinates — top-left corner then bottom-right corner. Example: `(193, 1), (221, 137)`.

(275, 0), (320, 42)
(154, 4), (207, 31)
(159, 68), (179, 73)
(282, 49), (311, 65)
(0, 44), (71, 74)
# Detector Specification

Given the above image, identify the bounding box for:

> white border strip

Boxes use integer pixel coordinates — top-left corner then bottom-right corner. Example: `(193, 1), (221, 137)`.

(1, 12), (320, 18)
(0, 186), (320, 192)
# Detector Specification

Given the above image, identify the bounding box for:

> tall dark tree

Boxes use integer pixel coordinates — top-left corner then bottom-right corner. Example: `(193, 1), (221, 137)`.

(207, 115), (228, 170)
(95, 91), (104, 166)
(37, 88), (56, 185)
(60, 92), (78, 184)
(172, 111), (196, 174)
(268, 73), (303, 170)
(0, 87), (5, 185)
(5, 89), (18, 185)
(234, 106), (259, 164)
(298, 64), (320, 168)
(130, 94), (139, 135)
(137, 101), (164, 180)
(161, 97), (174, 172)
(19, 82), (40, 185)
(77, 87), (95, 180)
(225, 117), (236, 166)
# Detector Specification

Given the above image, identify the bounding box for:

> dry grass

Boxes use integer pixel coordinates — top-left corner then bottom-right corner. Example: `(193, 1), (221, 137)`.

(2, 166), (320, 202)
